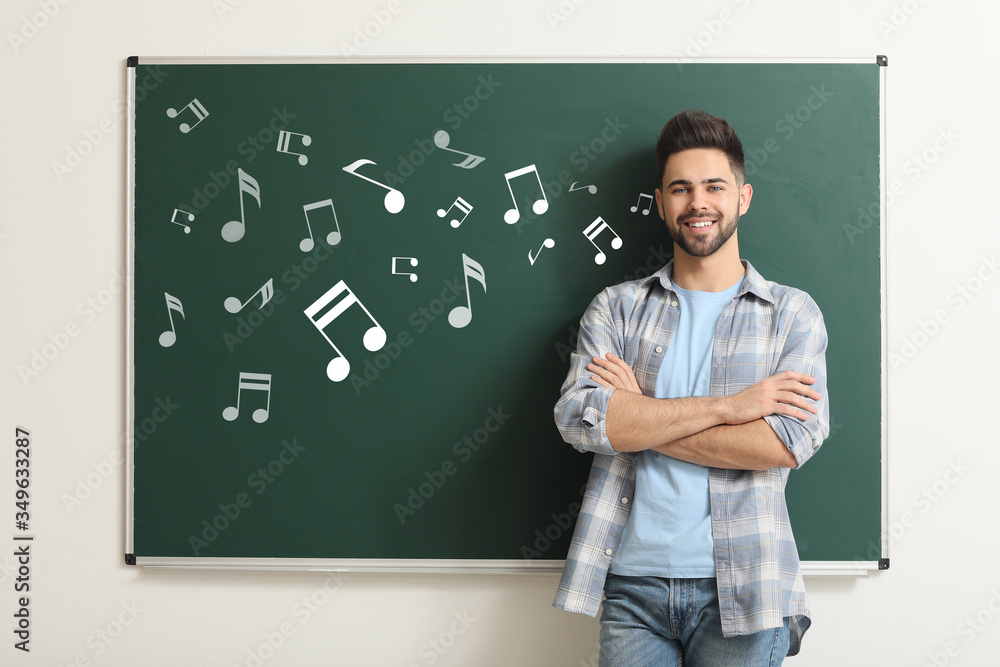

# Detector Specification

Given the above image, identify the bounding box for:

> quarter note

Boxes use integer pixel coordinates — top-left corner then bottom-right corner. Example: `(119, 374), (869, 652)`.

(437, 196), (474, 229)
(528, 238), (556, 266)
(304, 281), (387, 382)
(342, 159), (405, 214)
(583, 217), (623, 265)
(503, 164), (548, 225)
(433, 130), (486, 169)
(158, 292), (185, 348)
(300, 198), (342, 252)
(391, 257), (419, 282)
(276, 130), (312, 166)
(170, 208), (194, 233)
(224, 278), (274, 314)
(221, 169), (261, 243)
(569, 182), (597, 194)
(166, 98), (209, 133)
(448, 254), (487, 329)
(630, 193), (654, 215)
(222, 372), (272, 424)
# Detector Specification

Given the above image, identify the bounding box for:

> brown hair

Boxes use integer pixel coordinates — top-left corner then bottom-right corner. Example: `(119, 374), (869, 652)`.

(655, 109), (745, 185)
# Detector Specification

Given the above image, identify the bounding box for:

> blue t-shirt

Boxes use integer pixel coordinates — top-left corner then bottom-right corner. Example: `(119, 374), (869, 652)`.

(609, 277), (742, 577)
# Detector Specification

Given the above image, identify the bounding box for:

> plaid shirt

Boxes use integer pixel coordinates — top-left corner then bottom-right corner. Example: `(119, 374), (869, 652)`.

(552, 260), (829, 657)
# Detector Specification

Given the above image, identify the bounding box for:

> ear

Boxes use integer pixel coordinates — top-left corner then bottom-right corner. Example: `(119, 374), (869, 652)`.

(654, 189), (665, 220)
(738, 183), (753, 215)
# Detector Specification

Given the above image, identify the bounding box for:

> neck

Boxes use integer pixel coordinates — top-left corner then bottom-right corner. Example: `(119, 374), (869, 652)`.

(670, 241), (745, 292)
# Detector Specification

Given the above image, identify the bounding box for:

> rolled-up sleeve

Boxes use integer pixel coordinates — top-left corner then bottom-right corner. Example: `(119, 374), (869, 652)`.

(763, 296), (830, 468)
(554, 289), (622, 456)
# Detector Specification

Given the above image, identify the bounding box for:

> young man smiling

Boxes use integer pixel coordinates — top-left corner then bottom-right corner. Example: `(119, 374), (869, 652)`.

(553, 110), (830, 665)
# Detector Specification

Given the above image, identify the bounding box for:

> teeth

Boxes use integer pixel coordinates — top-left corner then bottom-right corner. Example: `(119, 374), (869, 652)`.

(689, 221), (713, 228)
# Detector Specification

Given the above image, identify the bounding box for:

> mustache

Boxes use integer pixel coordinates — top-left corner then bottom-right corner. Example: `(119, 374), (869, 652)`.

(678, 212), (721, 223)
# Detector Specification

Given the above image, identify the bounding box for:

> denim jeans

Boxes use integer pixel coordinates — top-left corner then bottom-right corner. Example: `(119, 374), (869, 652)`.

(599, 574), (790, 666)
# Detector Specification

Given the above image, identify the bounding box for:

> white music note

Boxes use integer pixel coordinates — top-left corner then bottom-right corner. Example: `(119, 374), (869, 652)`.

(276, 130), (312, 166)
(222, 372), (272, 423)
(503, 164), (549, 225)
(391, 257), (419, 283)
(342, 159), (405, 214)
(166, 98), (209, 133)
(449, 254), (487, 329)
(583, 217), (623, 265)
(170, 208), (194, 233)
(528, 238), (556, 266)
(221, 169), (261, 243)
(433, 130), (486, 169)
(630, 193), (654, 215)
(569, 182), (597, 194)
(304, 281), (387, 382)
(224, 279), (274, 314)
(158, 292), (185, 348)
(437, 197), (474, 229)
(300, 199), (342, 252)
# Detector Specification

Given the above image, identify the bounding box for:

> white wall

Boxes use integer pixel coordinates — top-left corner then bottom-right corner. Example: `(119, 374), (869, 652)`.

(2, 0), (997, 665)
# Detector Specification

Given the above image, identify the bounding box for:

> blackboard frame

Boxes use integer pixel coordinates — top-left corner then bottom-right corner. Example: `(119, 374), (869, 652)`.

(125, 56), (888, 574)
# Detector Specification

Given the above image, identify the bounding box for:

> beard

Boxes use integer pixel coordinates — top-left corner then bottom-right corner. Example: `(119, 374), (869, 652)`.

(668, 210), (740, 258)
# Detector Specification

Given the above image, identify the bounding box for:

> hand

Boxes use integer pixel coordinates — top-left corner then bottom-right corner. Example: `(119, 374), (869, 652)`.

(723, 371), (820, 424)
(587, 353), (642, 394)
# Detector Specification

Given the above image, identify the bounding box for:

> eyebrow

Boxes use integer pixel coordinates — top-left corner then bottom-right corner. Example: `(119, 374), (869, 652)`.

(666, 177), (730, 187)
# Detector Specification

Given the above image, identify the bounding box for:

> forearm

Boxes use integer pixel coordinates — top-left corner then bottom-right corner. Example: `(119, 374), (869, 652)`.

(605, 390), (727, 453)
(653, 418), (797, 470)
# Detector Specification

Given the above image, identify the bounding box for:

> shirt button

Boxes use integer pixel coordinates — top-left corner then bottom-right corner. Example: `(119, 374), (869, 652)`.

(605, 548), (614, 557)
(671, 300), (679, 307)
(655, 346), (663, 353)
(621, 497), (629, 504)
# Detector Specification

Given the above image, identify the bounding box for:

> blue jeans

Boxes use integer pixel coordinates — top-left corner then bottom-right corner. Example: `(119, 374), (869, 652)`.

(599, 574), (790, 666)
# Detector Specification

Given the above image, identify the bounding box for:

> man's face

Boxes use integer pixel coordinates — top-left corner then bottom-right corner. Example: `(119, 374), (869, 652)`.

(655, 148), (751, 258)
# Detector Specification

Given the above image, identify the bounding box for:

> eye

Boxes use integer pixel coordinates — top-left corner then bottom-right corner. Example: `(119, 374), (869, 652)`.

(671, 187), (688, 194)
(708, 185), (724, 192)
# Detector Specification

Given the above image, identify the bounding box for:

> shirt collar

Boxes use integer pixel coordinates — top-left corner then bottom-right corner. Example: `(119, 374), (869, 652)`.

(653, 259), (775, 304)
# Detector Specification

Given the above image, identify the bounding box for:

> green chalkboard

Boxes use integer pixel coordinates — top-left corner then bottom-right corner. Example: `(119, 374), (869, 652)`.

(128, 59), (884, 567)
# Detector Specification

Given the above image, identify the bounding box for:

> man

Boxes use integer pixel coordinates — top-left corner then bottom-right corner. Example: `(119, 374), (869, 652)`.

(553, 109), (829, 665)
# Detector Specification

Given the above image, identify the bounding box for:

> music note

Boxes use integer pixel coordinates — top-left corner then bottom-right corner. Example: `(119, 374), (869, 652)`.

(583, 217), (623, 265)
(224, 279), (274, 314)
(222, 372), (272, 423)
(304, 281), (387, 382)
(503, 164), (549, 225)
(433, 130), (486, 169)
(276, 130), (312, 166)
(528, 238), (556, 266)
(166, 98), (209, 133)
(221, 169), (261, 243)
(300, 199), (342, 252)
(391, 257), (419, 283)
(569, 182), (598, 194)
(158, 292), (185, 348)
(436, 197), (474, 229)
(448, 254), (487, 329)
(630, 193), (654, 215)
(342, 159), (405, 214)
(170, 208), (194, 233)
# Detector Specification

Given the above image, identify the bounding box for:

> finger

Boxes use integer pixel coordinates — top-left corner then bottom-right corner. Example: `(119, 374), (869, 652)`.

(591, 374), (614, 389)
(776, 392), (819, 414)
(774, 371), (815, 384)
(773, 380), (821, 401)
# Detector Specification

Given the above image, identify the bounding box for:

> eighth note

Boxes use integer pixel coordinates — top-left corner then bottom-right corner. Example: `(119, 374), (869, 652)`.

(449, 254), (487, 329)
(276, 130), (312, 166)
(170, 208), (194, 233)
(222, 372), (272, 424)
(391, 257), (419, 282)
(528, 238), (556, 266)
(569, 182), (598, 194)
(158, 292), (185, 348)
(630, 193), (654, 215)
(224, 278), (274, 314)
(300, 199), (342, 252)
(166, 98), (209, 133)
(437, 196), (474, 228)
(342, 159), (405, 214)
(503, 164), (549, 225)
(221, 169), (261, 243)
(583, 216), (623, 265)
